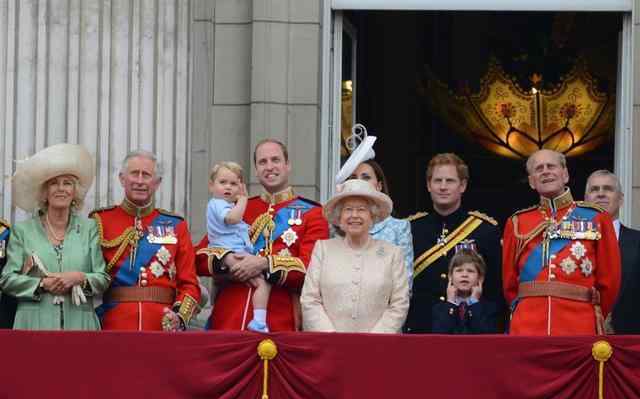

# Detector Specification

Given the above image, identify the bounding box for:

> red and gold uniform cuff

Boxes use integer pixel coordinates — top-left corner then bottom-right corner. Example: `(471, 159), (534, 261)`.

(266, 255), (305, 286)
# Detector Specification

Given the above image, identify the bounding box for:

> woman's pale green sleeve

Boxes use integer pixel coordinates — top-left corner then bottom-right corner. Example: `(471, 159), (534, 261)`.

(0, 225), (41, 300)
(83, 219), (110, 295)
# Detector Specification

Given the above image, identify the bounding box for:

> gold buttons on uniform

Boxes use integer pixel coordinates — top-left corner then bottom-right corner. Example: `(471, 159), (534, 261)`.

(439, 296), (445, 301)
(440, 273), (447, 280)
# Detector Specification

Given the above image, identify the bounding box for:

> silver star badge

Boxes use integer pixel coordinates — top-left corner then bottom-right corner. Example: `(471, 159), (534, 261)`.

(156, 246), (171, 265)
(281, 228), (298, 247)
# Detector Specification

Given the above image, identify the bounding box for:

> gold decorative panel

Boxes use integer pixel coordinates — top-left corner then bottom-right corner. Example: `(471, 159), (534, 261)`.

(421, 59), (614, 159)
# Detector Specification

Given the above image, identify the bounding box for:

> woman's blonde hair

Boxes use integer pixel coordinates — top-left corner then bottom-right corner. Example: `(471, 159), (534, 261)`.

(38, 175), (84, 212)
(209, 161), (245, 183)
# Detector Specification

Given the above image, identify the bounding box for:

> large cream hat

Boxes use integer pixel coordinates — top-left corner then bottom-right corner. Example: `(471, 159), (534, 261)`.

(12, 143), (95, 212)
(324, 179), (393, 226)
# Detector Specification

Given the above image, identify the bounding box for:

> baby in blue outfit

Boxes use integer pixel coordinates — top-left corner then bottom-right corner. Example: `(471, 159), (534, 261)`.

(207, 161), (270, 332)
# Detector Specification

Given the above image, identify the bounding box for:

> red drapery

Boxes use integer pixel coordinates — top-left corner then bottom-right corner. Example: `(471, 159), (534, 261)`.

(1, 331), (639, 398)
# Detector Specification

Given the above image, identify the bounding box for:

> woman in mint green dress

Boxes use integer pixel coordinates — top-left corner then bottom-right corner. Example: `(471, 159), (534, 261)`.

(0, 143), (110, 330)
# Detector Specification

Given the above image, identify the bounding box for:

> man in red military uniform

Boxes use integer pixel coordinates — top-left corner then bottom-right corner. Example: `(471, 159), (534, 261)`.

(196, 139), (329, 331)
(503, 149), (620, 335)
(92, 150), (200, 331)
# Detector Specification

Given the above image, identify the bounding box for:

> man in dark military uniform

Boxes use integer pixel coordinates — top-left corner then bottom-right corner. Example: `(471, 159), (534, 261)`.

(0, 218), (16, 328)
(405, 153), (504, 333)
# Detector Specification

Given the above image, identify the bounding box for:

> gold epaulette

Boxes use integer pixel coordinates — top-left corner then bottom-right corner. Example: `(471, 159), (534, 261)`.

(406, 211), (428, 222)
(576, 201), (606, 212)
(511, 205), (538, 218)
(468, 211), (498, 226)
(88, 205), (117, 218)
(158, 208), (184, 220)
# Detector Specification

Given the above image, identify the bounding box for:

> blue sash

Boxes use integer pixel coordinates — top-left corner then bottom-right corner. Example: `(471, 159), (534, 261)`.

(252, 199), (314, 255)
(97, 214), (181, 317)
(518, 206), (598, 284)
(511, 206), (599, 313)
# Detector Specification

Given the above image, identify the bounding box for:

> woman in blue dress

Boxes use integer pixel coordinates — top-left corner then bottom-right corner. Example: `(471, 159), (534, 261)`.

(349, 159), (414, 289)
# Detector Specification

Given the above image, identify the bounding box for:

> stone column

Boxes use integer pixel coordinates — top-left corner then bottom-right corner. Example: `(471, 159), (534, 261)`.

(0, 0), (192, 220)
(189, 0), (323, 239)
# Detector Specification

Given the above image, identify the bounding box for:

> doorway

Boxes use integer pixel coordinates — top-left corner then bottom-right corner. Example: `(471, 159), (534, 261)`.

(326, 10), (627, 225)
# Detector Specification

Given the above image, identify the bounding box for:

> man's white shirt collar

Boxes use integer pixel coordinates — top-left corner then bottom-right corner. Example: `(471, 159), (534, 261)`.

(614, 219), (621, 240)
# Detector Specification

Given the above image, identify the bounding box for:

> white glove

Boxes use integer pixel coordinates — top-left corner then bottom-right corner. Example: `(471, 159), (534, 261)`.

(71, 285), (87, 306)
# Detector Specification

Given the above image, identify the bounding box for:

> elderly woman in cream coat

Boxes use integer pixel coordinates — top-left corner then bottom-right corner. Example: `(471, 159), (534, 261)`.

(301, 179), (409, 333)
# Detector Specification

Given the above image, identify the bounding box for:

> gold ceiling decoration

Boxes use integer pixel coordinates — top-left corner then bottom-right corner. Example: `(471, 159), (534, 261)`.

(422, 59), (615, 159)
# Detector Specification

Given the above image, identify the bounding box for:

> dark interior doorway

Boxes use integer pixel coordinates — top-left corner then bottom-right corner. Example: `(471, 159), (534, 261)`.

(342, 10), (621, 225)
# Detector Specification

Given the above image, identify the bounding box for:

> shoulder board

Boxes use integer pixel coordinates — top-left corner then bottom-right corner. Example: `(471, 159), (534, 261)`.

(576, 201), (605, 212)
(468, 210), (498, 226)
(88, 205), (117, 217)
(158, 208), (184, 220)
(510, 205), (538, 218)
(297, 197), (322, 208)
(0, 217), (10, 228)
(405, 211), (428, 222)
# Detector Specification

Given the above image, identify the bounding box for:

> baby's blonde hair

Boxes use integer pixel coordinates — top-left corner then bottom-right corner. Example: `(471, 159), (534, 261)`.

(209, 161), (244, 183)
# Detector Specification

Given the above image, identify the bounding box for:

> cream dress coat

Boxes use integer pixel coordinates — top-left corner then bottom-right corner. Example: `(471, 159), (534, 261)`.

(301, 237), (409, 333)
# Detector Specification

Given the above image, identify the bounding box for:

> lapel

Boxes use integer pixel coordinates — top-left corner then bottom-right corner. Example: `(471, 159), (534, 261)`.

(618, 224), (637, 283)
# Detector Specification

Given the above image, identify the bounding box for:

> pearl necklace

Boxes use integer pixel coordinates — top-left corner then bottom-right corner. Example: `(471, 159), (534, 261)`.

(45, 212), (66, 242)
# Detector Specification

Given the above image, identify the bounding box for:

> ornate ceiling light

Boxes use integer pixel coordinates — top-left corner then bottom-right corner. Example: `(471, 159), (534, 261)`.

(421, 59), (615, 159)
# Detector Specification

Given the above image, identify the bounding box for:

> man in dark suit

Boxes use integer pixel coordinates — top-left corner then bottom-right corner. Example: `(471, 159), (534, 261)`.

(405, 153), (504, 333)
(586, 170), (640, 334)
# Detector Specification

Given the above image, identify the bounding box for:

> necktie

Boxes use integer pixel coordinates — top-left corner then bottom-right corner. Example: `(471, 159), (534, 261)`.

(458, 302), (467, 321)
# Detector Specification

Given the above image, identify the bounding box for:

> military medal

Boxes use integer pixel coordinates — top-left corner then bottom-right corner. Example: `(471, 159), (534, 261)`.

(287, 205), (304, 226)
(288, 209), (296, 226)
(570, 242), (586, 259)
(580, 258), (593, 276)
(282, 228), (298, 247)
(147, 222), (178, 244)
(560, 258), (577, 275)
(156, 246), (172, 265)
(455, 239), (477, 254)
(437, 225), (449, 247)
(150, 261), (165, 278)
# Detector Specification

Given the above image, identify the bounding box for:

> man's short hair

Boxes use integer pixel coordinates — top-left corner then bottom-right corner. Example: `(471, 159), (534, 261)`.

(120, 150), (163, 180)
(525, 149), (566, 174)
(253, 139), (289, 164)
(585, 169), (622, 194)
(426, 153), (469, 182)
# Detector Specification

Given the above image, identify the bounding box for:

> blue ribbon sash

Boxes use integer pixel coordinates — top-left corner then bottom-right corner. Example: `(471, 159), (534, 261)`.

(252, 199), (313, 255)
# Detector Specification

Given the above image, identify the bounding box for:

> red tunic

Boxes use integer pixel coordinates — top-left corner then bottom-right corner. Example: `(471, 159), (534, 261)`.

(196, 190), (329, 331)
(502, 191), (620, 335)
(92, 203), (201, 331)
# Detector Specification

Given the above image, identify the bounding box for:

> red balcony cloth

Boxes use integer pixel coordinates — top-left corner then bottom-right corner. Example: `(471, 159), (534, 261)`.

(0, 331), (639, 399)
